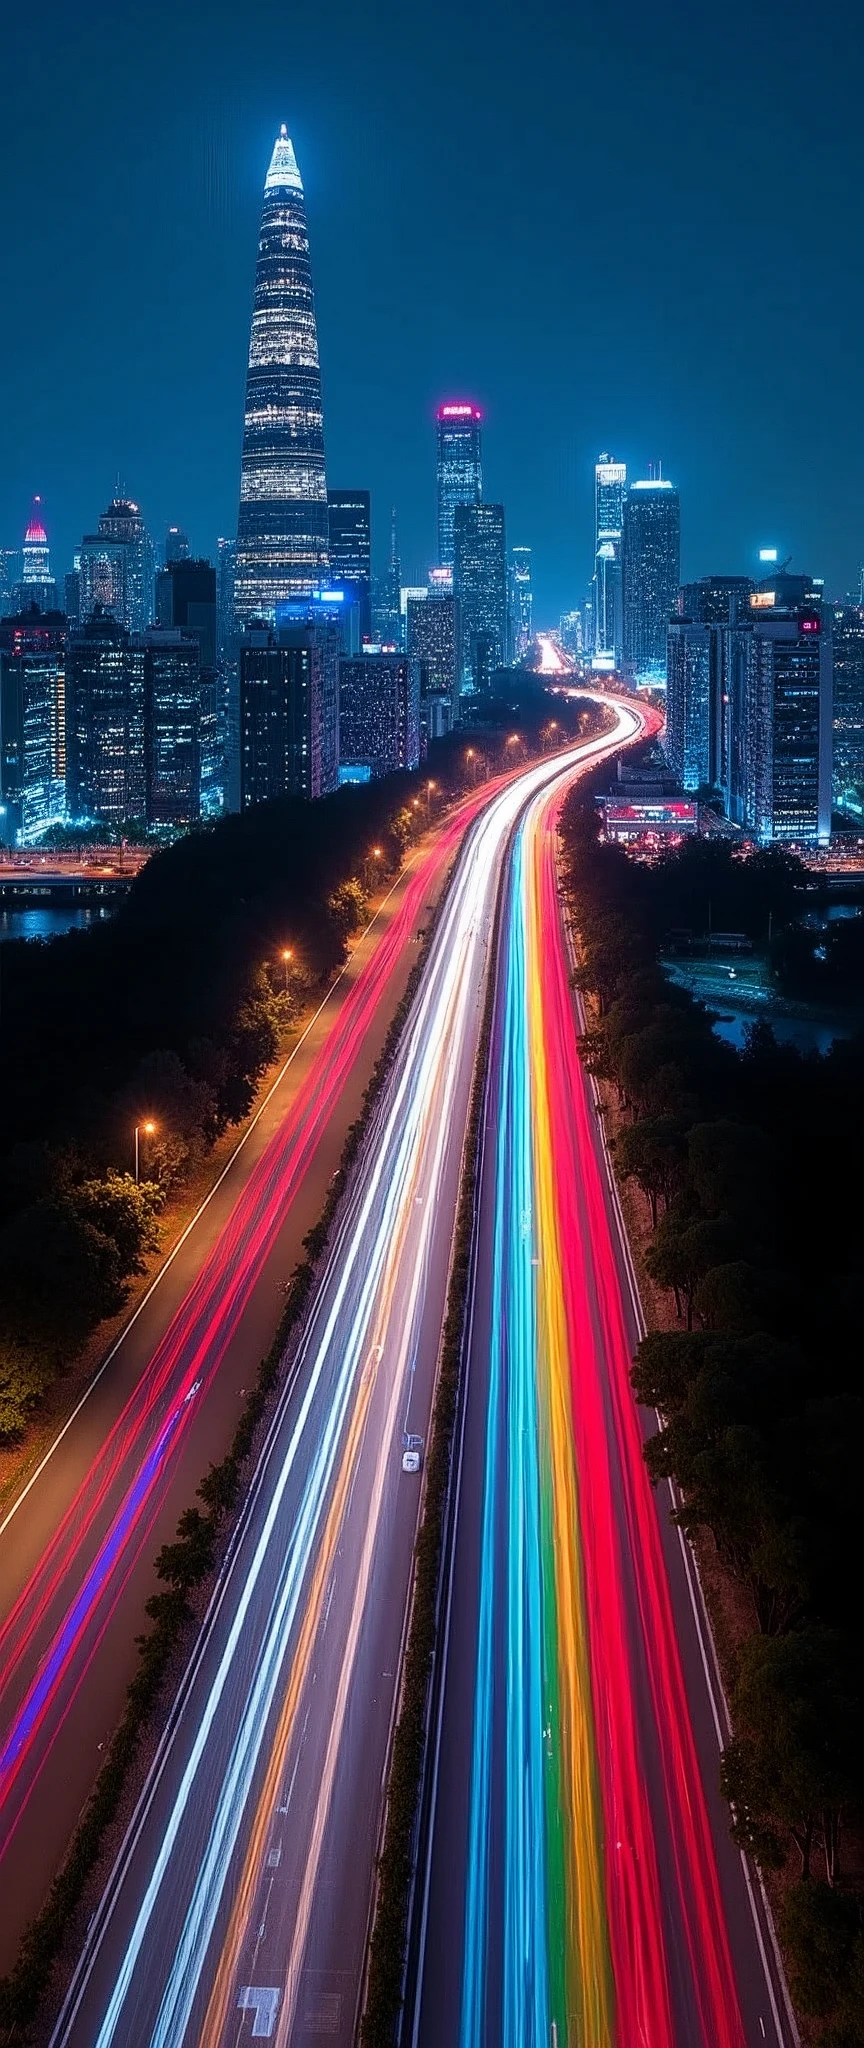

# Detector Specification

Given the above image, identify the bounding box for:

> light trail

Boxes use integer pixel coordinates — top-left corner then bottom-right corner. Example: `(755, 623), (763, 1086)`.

(0, 784), (502, 1876)
(51, 706), (645, 2048)
(456, 757), (748, 2045)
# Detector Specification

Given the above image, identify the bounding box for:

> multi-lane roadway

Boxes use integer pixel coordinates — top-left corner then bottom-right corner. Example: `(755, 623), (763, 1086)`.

(0, 787), (496, 1961)
(412, 760), (798, 2047)
(48, 709), (646, 2047)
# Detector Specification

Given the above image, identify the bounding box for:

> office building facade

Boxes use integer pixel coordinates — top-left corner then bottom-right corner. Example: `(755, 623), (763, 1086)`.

(66, 608), (146, 824)
(724, 577), (832, 843)
(338, 653), (421, 780)
(78, 498), (154, 633)
(667, 576), (754, 793)
(436, 404), (482, 571)
(327, 489), (372, 644)
(831, 604), (864, 812)
(16, 499), (57, 612)
(592, 455), (626, 667)
(622, 478), (680, 677)
(234, 127), (330, 624)
(142, 628), (201, 827)
(454, 501), (506, 692)
(155, 557), (220, 815)
(407, 590), (460, 715)
(0, 608), (67, 843)
(509, 546), (532, 659)
(240, 607), (339, 807)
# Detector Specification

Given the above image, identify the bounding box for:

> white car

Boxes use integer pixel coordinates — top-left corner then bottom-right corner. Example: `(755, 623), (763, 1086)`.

(402, 1432), (424, 1474)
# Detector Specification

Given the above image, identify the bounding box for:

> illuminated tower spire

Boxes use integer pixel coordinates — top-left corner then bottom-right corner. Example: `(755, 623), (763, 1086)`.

(234, 126), (329, 624)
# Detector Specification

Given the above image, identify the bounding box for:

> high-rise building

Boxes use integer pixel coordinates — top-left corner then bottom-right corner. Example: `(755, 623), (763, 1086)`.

(141, 628), (201, 828)
(407, 589), (460, 717)
(831, 604), (864, 813)
(592, 455), (626, 667)
(240, 604), (339, 807)
(454, 501), (507, 692)
(327, 490), (372, 644)
(372, 508), (403, 646)
(559, 609), (583, 656)
(338, 652), (421, 781)
(509, 546), (532, 660)
(78, 498), (154, 632)
(16, 499), (57, 611)
(436, 403), (482, 571)
(165, 526), (191, 564)
(0, 608), (67, 843)
(234, 126), (329, 624)
(724, 576), (832, 843)
(155, 559), (220, 815)
(0, 552), (20, 619)
(66, 608), (146, 825)
(666, 577), (754, 793)
(622, 477), (680, 678)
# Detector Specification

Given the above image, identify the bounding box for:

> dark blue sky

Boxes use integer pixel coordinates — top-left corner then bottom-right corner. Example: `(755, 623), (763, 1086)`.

(2, 0), (862, 621)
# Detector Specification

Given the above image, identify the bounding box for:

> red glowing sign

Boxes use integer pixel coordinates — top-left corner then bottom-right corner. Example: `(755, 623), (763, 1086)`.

(438, 402), (481, 420)
(799, 615), (821, 633)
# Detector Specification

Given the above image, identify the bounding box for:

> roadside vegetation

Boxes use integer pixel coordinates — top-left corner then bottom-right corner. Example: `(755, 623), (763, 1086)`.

(559, 784), (864, 2047)
(0, 694), (603, 1446)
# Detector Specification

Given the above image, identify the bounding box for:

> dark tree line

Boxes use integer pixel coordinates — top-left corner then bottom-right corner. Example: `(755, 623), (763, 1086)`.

(0, 697), (605, 1442)
(559, 787), (864, 2046)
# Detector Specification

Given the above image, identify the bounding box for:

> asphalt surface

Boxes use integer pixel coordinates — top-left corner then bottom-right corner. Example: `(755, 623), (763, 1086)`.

(412, 768), (798, 2048)
(49, 711), (643, 2048)
(0, 816), (468, 1966)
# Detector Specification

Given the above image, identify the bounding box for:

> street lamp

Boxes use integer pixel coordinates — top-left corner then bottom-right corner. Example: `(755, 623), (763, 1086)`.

(281, 946), (293, 993)
(465, 747), (477, 786)
(425, 778), (437, 818)
(134, 1119), (156, 1184)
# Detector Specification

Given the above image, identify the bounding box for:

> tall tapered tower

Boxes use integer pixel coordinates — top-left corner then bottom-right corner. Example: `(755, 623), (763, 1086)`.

(234, 126), (329, 624)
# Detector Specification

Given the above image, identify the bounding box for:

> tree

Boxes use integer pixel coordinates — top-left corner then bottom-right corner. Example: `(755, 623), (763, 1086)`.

(69, 1173), (163, 1275)
(615, 1117), (685, 1226)
(779, 1882), (863, 2031)
(644, 1209), (735, 1327)
(155, 1507), (215, 1590)
(0, 1200), (123, 1346)
(722, 1630), (861, 1884)
(0, 1341), (51, 1442)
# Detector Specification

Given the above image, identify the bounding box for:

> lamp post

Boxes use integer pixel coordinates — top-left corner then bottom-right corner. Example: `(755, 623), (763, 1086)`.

(281, 946), (293, 994)
(465, 747), (477, 786)
(425, 778), (437, 819)
(134, 1119), (156, 1184)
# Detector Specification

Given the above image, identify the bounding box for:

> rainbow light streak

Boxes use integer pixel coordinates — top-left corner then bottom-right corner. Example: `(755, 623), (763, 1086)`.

(0, 785), (506, 1859)
(459, 753), (746, 2045)
(71, 711), (645, 2048)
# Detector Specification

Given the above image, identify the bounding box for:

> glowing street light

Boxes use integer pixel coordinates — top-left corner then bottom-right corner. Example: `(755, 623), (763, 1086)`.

(281, 946), (294, 993)
(134, 1119), (156, 1184)
(425, 778), (437, 818)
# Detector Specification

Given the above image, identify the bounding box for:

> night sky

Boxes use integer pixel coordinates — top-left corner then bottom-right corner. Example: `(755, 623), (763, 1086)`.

(2, 0), (862, 621)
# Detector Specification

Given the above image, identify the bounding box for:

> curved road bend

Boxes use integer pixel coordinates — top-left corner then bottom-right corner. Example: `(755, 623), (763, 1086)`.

(413, 763), (798, 2047)
(0, 784), (505, 1964)
(49, 707), (645, 2048)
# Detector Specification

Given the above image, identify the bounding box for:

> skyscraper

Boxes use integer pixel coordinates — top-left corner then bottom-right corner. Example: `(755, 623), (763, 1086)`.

(509, 546), (533, 660)
(666, 577), (754, 793)
(17, 499), (56, 611)
(66, 609), (146, 824)
(234, 126), (329, 625)
(454, 502), (507, 692)
(155, 558), (221, 814)
(436, 404), (482, 571)
(165, 526), (191, 564)
(622, 477), (680, 677)
(142, 628), (201, 827)
(240, 612), (339, 808)
(0, 608), (67, 843)
(407, 589), (460, 716)
(724, 576), (832, 843)
(831, 604), (864, 813)
(327, 490), (372, 643)
(592, 455), (626, 667)
(78, 499), (154, 633)
(338, 652), (421, 781)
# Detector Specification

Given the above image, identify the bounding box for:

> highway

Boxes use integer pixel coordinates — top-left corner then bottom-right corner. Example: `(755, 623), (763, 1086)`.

(0, 790), (495, 1963)
(412, 765), (798, 2046)
(49, 708), (644, 2048)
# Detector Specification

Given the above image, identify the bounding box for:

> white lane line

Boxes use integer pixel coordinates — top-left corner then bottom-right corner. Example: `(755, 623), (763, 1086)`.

(0, 867), (415, 1542)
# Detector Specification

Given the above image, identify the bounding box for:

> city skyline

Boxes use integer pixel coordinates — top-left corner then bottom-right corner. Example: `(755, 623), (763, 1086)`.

(2, 0), (862, 620)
